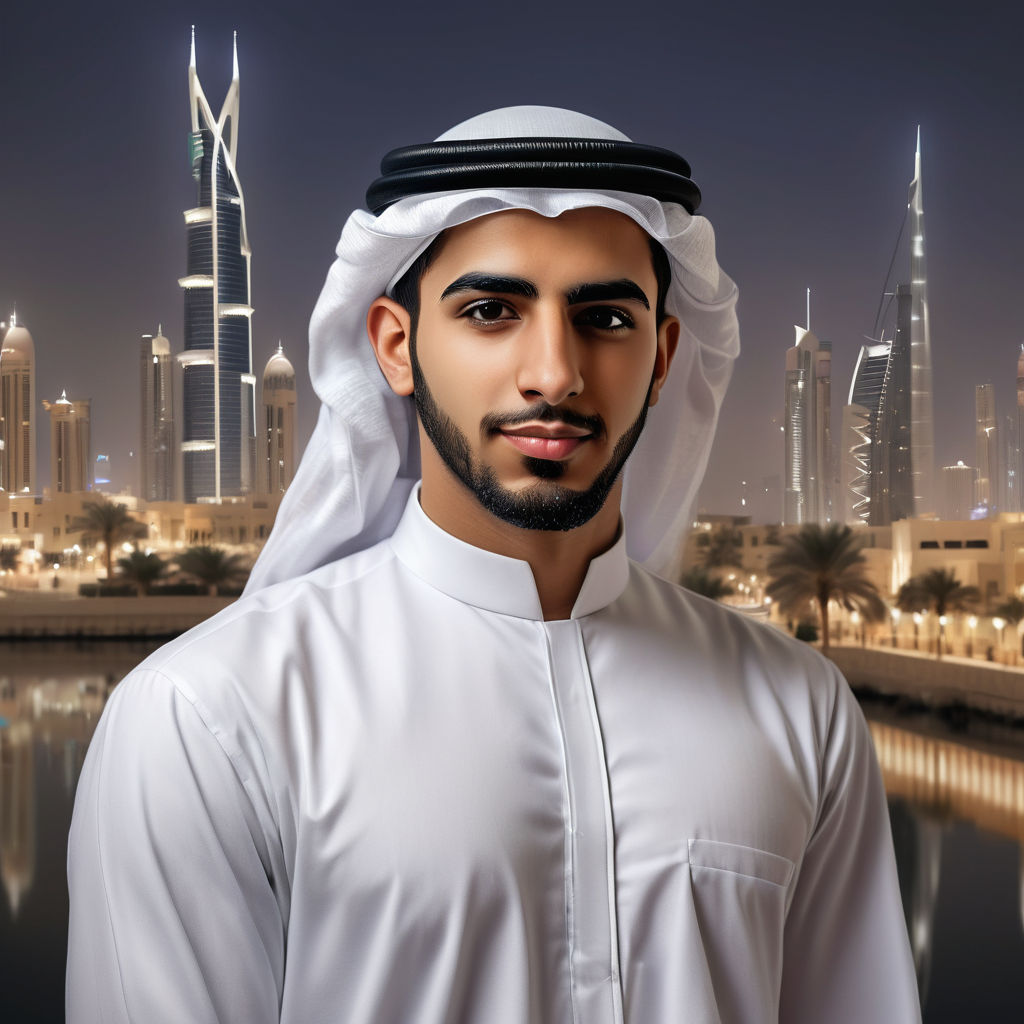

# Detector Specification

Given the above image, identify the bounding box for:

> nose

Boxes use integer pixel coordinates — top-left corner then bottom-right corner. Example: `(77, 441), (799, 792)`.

(515, 311), (584, 405)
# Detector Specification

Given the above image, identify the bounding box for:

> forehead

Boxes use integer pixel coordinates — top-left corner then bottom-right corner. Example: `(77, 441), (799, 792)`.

(424, 207), (655, 282)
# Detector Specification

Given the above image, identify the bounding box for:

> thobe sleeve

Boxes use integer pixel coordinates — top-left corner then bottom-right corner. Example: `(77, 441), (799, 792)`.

(778, 670), (922, 1023)
(66, 669), (286, 1024)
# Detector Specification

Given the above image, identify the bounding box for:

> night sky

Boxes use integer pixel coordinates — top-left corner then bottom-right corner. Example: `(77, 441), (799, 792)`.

(2, 0), (1022, 522)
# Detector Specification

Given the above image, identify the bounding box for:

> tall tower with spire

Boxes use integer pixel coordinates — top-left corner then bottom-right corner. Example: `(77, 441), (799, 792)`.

(260, 343), (298, 495)
(140, 326), (176, 501)
(179, 29), (255, 503)
(0, 312), (37, 494)
(42, 390), (91, 494)
(908, 129), (936, 517)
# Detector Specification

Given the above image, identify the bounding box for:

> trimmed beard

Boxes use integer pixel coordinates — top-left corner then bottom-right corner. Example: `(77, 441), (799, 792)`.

(410, 336), (653, 532)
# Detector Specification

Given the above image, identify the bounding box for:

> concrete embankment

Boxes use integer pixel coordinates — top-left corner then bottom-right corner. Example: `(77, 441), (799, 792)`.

(0, 594), (234, 640)
(830, 645), (1024, 720)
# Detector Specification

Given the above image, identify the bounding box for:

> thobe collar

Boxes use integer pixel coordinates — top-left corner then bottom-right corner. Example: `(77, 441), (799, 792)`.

(389, 486), (630, 621)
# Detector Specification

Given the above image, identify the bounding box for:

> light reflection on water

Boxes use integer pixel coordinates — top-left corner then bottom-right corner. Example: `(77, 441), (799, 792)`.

(0, 647), (1022, 1022)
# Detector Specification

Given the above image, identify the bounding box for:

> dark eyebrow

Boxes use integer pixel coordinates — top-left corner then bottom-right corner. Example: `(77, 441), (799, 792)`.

(565, 279), (650, 310)
(440, 273), (539, 301)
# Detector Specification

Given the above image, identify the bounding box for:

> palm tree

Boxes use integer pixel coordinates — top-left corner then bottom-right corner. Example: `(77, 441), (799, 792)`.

(69, 498), (148, 584)
(116, 551), (167, 596)
(992, 596), (1024, 656)
(176, 546), (249, 596)
(697, 526), (744, 569)
(766, 523), (886, 656)
(680, 567), (735, 601)
(896, 568), (980, 659)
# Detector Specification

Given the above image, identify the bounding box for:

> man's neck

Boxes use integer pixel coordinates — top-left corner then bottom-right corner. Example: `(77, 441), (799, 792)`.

(418, 473), (624, 621)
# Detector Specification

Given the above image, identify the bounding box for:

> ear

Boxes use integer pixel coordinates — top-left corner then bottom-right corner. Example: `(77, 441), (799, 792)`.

(647, 315), (680, 408)
(366, 296), (414, 397)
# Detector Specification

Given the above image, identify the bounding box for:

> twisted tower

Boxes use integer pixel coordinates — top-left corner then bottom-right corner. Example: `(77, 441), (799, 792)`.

(179, 29), (255, 503)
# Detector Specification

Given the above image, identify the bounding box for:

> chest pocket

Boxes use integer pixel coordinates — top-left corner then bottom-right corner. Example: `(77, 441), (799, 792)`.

(687, 837), (795, 1023)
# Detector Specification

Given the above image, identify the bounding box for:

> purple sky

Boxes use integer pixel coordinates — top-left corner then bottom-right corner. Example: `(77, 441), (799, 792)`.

(2, 0), (1021, 521)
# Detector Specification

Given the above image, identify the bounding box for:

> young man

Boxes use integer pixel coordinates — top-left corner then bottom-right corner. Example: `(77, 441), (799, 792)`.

(67, 107), (921, 1023)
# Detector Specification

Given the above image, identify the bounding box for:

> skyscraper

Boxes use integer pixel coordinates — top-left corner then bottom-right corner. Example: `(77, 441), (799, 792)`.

(908, 129), (936, 517)
(941, 462), (975, 521)
(0, 313), (37, 494)
(1009, 346), (1024, 514)
(140, 326), (176, 502)
(179, 29), (255, 503)
(974, 383), (998, 515)
(842, 287), (913, 527)
(260, 343), (297, 495)
(43, 390), (91, 494)
(783, 326), (832, 525)
(842, 131), (935, 525)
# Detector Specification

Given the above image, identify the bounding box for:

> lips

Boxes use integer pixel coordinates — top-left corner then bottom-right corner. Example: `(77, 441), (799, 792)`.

(500, 422), (592, 460)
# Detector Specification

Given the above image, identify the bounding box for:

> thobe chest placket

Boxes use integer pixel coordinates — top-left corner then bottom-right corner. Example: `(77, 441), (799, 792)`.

(544, 618), (624, 1024)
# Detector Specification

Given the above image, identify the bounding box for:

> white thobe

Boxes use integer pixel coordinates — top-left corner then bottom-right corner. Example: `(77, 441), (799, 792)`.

(67, 491), (921, 1023)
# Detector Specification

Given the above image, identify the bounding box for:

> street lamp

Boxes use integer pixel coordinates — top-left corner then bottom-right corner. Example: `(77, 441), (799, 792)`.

(993, 617), (1006, 662)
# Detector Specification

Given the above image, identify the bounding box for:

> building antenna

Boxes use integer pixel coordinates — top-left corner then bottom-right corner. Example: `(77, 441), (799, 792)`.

(806, 288), (811, 332)
(189, 25), (196, 68)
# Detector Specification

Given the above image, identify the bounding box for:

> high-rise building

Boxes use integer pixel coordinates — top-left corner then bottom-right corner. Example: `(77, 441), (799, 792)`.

(0, 313), (37, 494)
(1009, 346), (1024, 514)
(260, 343), (297, 495)
(842, 131), (934, 525)
(842, 291), (913, 529)
(974, 383), (998, 515)
(783, 327), (832, 525)
(908, 129), (936, 517)
(42, 390), (91, 493)
(941, 461), (976, 520)
(140, 326), (176, 501)
(179, 30), (255, 503)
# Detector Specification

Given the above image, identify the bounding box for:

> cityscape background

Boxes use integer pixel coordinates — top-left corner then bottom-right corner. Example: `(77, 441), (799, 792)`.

(3, 4), (1024, 1020)
(2, 0), (1023, 524)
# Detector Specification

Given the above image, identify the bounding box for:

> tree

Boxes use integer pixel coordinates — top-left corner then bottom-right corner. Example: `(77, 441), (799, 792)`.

(116, 551), (167, 597)
(680, 567), (735, 601)
(897, 568), (980, 659)
(766, 523), (886, 656)
(992, 596), (1024, 656)
(69, 498), (148, 584)
(176, 546), (249, 596)
(697, 525), (744, 569)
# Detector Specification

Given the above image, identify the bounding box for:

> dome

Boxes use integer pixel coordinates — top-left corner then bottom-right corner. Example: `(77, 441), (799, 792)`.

(263, 343), (296, 388)
(1, 323), (35, 364)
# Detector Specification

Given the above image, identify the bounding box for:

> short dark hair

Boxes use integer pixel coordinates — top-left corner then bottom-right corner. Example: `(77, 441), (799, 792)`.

(389, 229), (673, 328)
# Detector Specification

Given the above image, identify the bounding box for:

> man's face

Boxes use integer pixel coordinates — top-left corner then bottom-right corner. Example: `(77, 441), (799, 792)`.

(386, 207), (677, 532)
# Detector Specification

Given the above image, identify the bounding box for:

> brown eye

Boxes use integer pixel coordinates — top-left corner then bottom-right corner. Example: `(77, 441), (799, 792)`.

(576, 306), (634, 330)
(465, 300), (515, 323)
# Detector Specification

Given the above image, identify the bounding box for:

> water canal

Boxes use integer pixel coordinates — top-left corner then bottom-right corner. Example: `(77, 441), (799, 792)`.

(1, 643), (1021, 1022)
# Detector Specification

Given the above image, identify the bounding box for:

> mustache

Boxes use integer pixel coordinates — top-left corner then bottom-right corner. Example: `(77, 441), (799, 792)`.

(480, 403), (606, 438)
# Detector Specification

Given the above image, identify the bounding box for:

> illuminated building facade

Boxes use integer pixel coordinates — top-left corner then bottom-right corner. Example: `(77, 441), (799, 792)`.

(843, 292), (914, 530)
(260, 343), (297, 495)
(908, 129), (936, 517)
(941, 461), (976, 521)
(43, 390), (91, 494)
(783, 327), (831, 525)
(974, 383), (998, 515)
(140, 327), (176, 501)
(843, 286), (913, 527)
(1008, 346), (1024, 514)
(0, 314), (36, 494)
(843, 131), (934, 525)
(179, 30), (255, 503)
